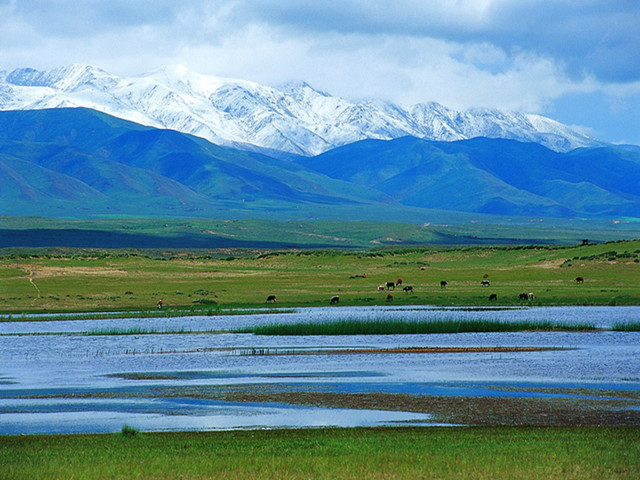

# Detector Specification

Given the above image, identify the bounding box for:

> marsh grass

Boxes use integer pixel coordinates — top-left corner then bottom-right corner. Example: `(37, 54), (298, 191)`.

(0, 308), (289, 323)
(120, 424), (139, 437)
(0, 427), (637, 480)
(239, 318), (597, 335)
(86, 326), (189, 336)
(612, 321), (640, 331)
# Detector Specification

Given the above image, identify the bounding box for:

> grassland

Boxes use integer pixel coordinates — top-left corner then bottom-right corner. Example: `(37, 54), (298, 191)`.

(0, 427), (637, 480)
(1, 238), (639, 313)
(3, 215), (640, 249)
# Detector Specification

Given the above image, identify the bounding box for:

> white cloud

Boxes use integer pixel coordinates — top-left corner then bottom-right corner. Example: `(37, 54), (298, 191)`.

(0, 0), (637, 143)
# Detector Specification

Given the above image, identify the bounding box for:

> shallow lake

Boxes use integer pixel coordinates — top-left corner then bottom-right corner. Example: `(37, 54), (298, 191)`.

(1, 305), (639, 434)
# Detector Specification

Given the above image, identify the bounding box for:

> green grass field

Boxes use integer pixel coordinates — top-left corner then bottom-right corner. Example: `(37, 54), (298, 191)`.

(1, 427), (638, 480)
(3, 215), (640, 248)
(1, 239), (639, 313)
(0, 239), (639, 313)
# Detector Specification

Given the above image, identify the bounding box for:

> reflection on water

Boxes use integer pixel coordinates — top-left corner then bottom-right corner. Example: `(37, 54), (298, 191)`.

(1, 306), (639, 434)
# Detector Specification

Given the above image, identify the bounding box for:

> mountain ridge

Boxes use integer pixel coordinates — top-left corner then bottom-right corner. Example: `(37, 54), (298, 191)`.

(0, 107), (638, 222)
(0, 64), (603, 156)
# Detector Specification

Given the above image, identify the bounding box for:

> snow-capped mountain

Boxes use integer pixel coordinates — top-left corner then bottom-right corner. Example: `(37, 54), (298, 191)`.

(0, 64), (600, 155)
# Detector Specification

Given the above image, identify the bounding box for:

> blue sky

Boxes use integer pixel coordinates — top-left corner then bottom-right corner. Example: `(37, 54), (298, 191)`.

(1, 0), (638, 145)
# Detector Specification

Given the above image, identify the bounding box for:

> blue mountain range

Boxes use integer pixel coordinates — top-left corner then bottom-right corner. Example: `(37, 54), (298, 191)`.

(1, 108), (638, 222)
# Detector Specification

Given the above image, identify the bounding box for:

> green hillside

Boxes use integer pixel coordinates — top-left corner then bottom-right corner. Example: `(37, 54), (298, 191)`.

(1, 108), (639, 224)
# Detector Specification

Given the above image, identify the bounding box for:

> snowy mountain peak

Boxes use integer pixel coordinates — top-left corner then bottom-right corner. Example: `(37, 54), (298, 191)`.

(0, 64), (601, 155)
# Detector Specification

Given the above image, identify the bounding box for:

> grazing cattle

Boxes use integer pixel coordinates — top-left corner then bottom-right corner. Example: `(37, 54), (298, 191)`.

(386, 281), (395, 290)
(575, 276), (584, 284)
(489, 293), (497, 301)
(396, 278), (403, 286)
(266, 295), (276, 303)
(440, 281), (447, 288)
(330, 295), (340, 304)
(386, 293), (393, 301)
(519, 292), (528, 300)
(403, 285), (413, 293)
(481, 280), (490, 287)
(528, 292), (535, 301)
(378, 285), (385, 292)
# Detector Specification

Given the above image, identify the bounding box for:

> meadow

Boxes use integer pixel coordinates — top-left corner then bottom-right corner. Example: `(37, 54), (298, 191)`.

(1, 238), (639, 314)
(1, 427), (637, 480)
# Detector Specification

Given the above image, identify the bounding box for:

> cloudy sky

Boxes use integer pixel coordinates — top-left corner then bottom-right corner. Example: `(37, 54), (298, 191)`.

(1, 0), (639, 145)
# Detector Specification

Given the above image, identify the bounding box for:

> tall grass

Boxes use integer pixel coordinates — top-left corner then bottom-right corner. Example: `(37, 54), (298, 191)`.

(612, 321), (640, 331)
(86, 326), (187, 336)
(0, 308), (290, 323)
(120, 424), (139, 437)
(238, 318), (597, 335)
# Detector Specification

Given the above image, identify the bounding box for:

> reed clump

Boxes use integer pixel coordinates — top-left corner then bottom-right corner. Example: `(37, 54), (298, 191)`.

(612, 321), (640, 331)
(239, 318), (596, 336)
(120, 424), (140, 437)
(86, 326), (187, 336)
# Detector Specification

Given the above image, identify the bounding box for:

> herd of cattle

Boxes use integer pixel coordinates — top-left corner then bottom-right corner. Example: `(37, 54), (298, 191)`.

(266, 276), (586, 304)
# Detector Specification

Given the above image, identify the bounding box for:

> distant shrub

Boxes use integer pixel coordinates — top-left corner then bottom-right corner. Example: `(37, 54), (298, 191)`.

(120, 424), (139, 437)
(192, 298), (218, 305)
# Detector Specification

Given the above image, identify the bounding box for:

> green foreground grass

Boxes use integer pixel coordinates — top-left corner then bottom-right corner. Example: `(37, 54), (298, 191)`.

(1, 238), (639, 313)
(1, 427), (637, 480)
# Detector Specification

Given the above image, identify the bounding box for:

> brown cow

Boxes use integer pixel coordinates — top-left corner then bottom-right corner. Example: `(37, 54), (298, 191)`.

(386, 293), (393, 301)
(575, 276), (584, 284)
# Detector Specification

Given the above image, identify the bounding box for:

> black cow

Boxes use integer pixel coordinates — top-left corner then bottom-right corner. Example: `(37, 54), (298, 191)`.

(481, 280), (490, 287)
(386, 281), (395, 290)
(266, 295), (276, 303)
(440, 281), (447, 288)
(330, 295), (340, 304)
(403, 285), (413, 293)
(519, 292), (528, 300)
(489, 293), (497, 301)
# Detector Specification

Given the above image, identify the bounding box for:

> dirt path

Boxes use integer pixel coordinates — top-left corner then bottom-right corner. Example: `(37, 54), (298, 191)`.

(24, 268), (41, 297)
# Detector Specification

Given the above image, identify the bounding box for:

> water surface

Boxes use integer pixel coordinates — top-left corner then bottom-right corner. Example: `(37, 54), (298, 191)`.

(1, 306), (639, 434)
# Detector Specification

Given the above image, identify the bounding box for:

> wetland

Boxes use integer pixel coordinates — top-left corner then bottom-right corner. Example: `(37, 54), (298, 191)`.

(2, 305), (639, 434)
